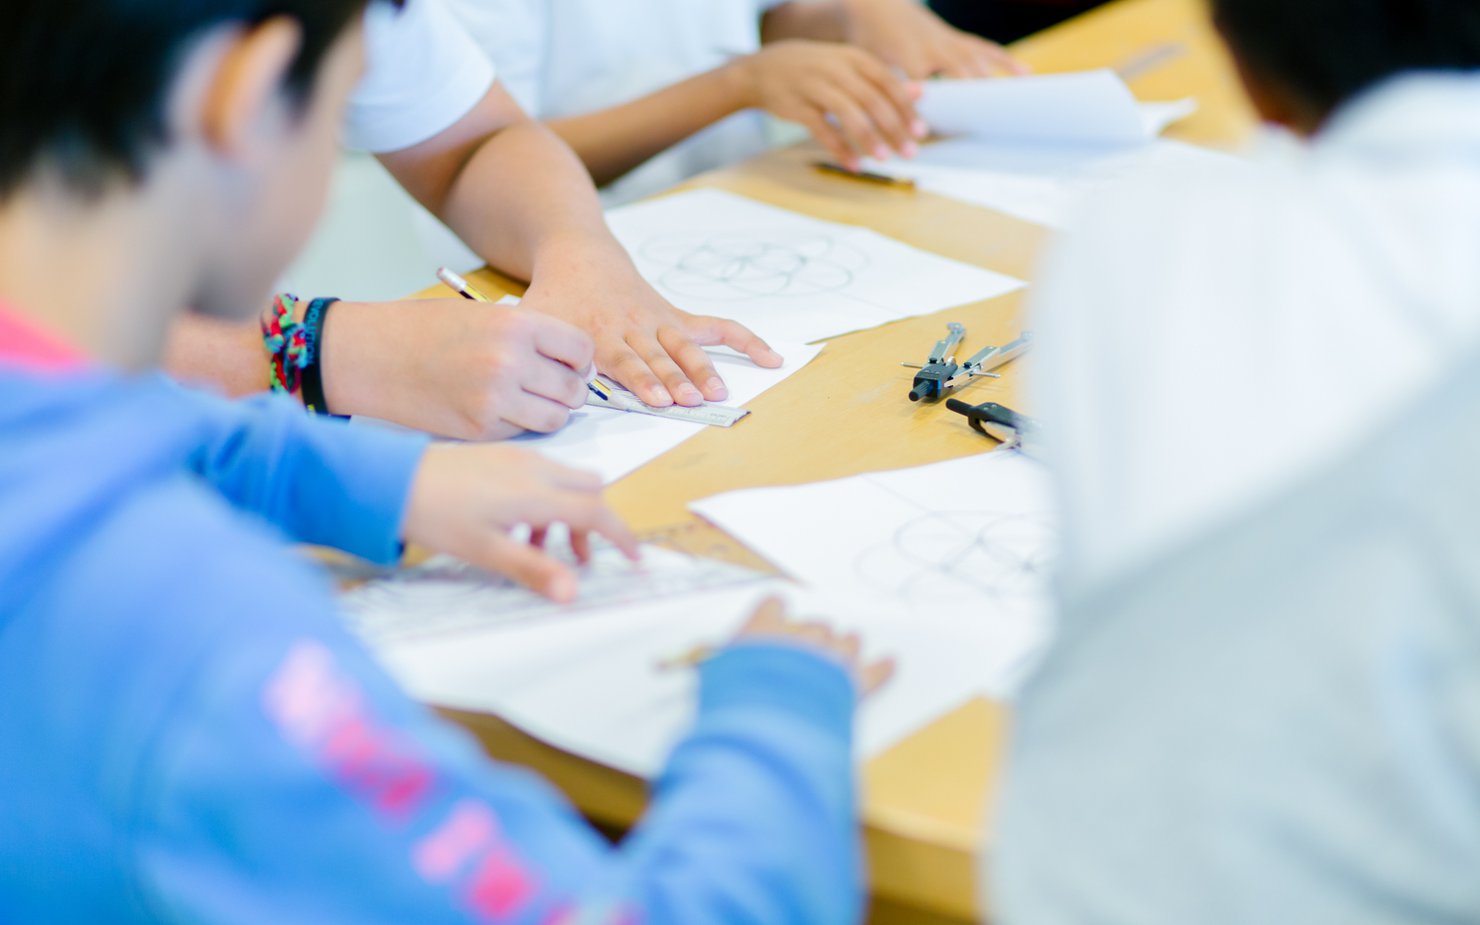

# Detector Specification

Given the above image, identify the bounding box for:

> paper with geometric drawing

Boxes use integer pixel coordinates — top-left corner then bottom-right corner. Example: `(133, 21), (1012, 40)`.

(692, 450), (1058, 696)
(605, 189), (1025, 345)
(346, 544), (1003, 778)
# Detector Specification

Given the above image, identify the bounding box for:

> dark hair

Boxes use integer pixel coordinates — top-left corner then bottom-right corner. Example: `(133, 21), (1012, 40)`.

(1212, 0), (1480, 119)
(0, 0), (395, 198)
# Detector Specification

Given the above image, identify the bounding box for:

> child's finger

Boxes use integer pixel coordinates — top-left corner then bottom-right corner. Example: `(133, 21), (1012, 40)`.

(588, 506), (641, 562)
(800, 108), (859, 170)
(842, 73), (915, 155)
(656, 327), (727, 403)
(858, 657), (897, 698)
(740, 597), (790, 636)
(854, 57), (925, 146)
(630, 332), (705, 407)
(570, 529), (592, 565)
(606, 343), (674, 407)
(477, 532), (579, 602)
(819, 87), (889, 161)
(684, 314), (783, 369)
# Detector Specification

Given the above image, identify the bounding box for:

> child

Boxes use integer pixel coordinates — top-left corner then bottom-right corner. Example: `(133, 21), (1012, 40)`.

(992, 0), (1480, 920)
(164, 0), (787, 441)
(445, 0), (1023, 202)
(0, 2), (890, 922)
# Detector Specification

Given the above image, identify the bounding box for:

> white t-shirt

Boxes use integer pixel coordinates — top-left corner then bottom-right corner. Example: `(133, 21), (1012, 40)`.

(442, 0), (787, 202)
(344, 0), (498, 153)
(993, 75), (1480, 925)
(1026, 74), (1480, 593)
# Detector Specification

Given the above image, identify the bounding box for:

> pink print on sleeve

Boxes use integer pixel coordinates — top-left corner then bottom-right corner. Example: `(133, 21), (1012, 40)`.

(262, 641), (553, 923)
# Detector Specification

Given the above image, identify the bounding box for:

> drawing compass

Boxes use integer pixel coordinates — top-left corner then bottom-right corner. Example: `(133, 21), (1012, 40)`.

(944, 332), (1034, 392)
(905, 323), (967, 403)
(947, 399), (1041, 458)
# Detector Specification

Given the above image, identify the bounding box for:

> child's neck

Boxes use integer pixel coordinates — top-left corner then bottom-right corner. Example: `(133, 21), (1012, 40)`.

(0, 178), (198, 372)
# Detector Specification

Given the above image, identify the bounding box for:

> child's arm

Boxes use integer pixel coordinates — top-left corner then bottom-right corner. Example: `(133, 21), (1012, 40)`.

(763, 0), (1026, 80)
(377, 83), (781, 413)
(164, 298), (596, 443)
(548, 42), (923, 182)
(174, 385), (637, 599)
(134, 592), (888, 925)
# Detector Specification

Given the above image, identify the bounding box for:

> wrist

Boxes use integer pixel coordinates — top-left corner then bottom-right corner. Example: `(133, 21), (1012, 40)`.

(317, 300), (391, 419)
(529, 228), (637, 281)
(700, 641), (855, 742)
(716, 54), (761, 113)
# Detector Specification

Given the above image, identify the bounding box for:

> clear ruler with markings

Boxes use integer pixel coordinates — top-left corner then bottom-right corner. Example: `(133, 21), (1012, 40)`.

(585, 386), (750, 427)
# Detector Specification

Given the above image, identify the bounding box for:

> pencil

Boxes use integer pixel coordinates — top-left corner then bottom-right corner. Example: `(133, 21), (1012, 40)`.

(655, 645), (717, 672)
(812, 161), (917, 191)
(437, 266), (494, 303)
(434, 267), (609, 404)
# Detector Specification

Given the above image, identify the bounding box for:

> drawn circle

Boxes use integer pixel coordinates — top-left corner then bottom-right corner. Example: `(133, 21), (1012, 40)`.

(640, 230), (869, 301)
(853, 511), (1056, 605)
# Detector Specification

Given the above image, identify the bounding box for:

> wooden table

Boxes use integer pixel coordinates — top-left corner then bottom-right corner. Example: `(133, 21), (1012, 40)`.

(431, 1), (1257, 920)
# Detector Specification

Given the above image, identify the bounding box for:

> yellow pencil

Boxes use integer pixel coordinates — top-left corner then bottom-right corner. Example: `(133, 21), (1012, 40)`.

(655, 645), (717, 672)
(437, 266), (494, 303)
(438, 266), (610, 404)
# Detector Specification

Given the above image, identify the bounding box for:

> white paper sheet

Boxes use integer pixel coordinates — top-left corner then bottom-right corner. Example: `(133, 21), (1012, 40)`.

(604, 189), (1025, 345)
(691, 451), (1058, 696)
(340, 543), (764, 646)
(866, 137), (1241, 229)
(516, 341), (824, 484)
(917, 69), (1194, 145)
(353, 555), (997, 778)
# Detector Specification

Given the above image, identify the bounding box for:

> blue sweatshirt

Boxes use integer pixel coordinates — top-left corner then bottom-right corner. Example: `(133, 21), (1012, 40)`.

(0, 367), (862, 925)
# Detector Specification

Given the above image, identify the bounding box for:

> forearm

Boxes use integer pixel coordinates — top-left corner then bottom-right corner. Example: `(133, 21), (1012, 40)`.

(761, 0), (850, 43)
(171, 386), (427, 562)
(547, 66), (751, 189)
(441, 120), (628, 282)
(162, 314), (267, 398)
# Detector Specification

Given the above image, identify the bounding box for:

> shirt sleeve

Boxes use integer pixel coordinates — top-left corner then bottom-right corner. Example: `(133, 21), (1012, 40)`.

(171, 384), (428, 565)
(129, 575), (862, 925)
(439, 0), (546, 116)
(344, 0), (498, 153)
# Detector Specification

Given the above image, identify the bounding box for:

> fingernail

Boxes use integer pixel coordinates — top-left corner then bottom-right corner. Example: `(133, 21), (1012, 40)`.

(912, 119), (929, 139)
(648, 387), (673, 407)
(873, 144), (890, 160)
(706, 377), (729, 400)
(903, 142), (920, 158)
(677, 384), (704, 405)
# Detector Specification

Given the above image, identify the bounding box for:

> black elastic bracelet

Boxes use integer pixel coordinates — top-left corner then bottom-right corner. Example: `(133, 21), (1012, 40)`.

(299, 297), (346, 419)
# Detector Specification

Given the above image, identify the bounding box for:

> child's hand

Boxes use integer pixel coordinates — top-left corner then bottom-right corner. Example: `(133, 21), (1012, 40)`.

(520, 235), (782, 409)
(402, 444), (640, 602)
(734, 598), (896, 698)
(731, 41), (926, 171)
(845, 0), (1028, 79)
(321, 298), (595, 441)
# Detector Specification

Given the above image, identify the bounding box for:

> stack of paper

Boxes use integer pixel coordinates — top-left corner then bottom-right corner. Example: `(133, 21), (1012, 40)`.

(865, 69), (1238, 229)
(917, 69), (1195, 146)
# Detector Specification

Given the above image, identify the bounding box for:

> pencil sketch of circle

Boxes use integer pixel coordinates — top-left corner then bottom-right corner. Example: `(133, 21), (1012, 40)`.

(640, 230), (869, 301)
(853, 511), (1057, 605)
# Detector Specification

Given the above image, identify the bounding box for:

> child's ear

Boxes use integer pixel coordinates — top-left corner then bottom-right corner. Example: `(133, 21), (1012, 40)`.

(198, 17), (304, 160)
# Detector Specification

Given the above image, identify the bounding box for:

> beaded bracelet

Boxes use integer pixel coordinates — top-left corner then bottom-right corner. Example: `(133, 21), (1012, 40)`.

(261, 293), (344, 418)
